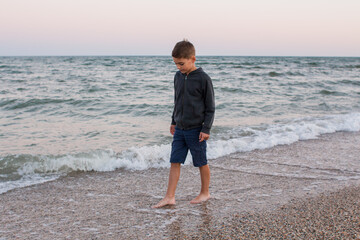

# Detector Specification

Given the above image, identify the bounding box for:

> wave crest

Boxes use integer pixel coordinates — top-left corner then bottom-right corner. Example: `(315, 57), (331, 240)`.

(1, 112), (359, 194)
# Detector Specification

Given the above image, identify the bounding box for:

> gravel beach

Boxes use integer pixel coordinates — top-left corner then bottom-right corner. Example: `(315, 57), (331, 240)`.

(188, 185), (360, 239)
(1, 131), (360, 239)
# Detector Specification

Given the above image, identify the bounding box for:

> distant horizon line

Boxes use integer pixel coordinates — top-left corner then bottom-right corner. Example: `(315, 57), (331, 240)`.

(1, 54), (359, 58)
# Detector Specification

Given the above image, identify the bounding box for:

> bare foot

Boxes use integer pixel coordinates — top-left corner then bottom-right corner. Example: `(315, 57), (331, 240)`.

(190, 193), (210, 204)
(152, 197), (175, 209)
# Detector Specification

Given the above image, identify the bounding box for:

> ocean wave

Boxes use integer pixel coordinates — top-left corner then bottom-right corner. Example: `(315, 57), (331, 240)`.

(208, 112), (360, 159)
(343, 64), (360, 69)
(0, 174), (60, 194)
(268, 71), (282, 77)
(307, 62), (320, 67)
(3, 98), (69, 110)
(0, 99), (17, 108)
(247, 71), (306, 78)
(285, 71), (305, 77)
(318, 90), (347, 96)
(340, 80), (360, 86)
(1, 112), (359, 194)
(219, 87), (251, 93)
(2, 98), (92, 110)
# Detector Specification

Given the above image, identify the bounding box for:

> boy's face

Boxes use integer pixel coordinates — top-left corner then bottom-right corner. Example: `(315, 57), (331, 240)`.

(173, 56), (196, 75)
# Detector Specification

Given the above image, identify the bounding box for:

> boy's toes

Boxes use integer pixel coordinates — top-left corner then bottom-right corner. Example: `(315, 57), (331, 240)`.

(152, 198), (175, 208)
(190, 194), (210, 204)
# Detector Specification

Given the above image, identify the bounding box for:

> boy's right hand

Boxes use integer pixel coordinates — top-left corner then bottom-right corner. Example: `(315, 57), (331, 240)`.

(170, 125), (176, 135)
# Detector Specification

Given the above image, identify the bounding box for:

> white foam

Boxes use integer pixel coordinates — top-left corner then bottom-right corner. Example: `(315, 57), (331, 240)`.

(1, 112), (359, 194)
(16, 146), (170, 175)
(208, 112), (360, 159)
(16, 142), (192, 176)
(0, 174), (60, 194)
(13, 112), (360, 175)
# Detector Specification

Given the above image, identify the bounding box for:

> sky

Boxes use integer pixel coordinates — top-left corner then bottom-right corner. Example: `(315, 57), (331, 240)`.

(0, 0), (359, 56)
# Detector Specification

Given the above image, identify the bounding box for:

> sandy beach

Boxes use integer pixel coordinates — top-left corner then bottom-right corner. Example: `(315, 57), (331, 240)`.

(1, 131), (360, 239)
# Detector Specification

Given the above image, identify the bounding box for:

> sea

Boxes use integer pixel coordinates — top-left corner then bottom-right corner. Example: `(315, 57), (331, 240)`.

(0, 56), (360, 194)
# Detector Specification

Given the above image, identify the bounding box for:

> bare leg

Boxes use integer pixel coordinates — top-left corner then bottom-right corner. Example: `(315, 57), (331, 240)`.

(190, 164), (210, 204)
(152, 163), (181, 208)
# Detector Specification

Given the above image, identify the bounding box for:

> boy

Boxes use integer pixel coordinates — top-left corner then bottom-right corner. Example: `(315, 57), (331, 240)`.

(152, 40), (215, 208)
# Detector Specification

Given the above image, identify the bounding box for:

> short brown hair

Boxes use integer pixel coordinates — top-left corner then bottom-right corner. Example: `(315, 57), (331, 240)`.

(172, 40), (196, 59)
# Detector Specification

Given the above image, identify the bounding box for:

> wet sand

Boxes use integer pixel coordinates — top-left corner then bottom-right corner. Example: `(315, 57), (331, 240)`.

(1, 131), (360, 239)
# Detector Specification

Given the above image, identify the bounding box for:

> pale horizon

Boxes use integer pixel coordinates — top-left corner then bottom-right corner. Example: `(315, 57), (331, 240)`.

(1, 0), (360, 57)
(6, 54), (359, 58)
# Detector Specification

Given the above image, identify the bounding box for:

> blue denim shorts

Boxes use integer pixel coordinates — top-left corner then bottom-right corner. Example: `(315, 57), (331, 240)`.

(170, 126), (207, 167)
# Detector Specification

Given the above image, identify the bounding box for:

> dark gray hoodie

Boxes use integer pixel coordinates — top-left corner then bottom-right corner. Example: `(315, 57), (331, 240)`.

(171, 67), (215, 134)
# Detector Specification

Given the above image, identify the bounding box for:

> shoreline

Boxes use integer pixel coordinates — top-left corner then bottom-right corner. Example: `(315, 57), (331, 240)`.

(1, 131), (360, 239)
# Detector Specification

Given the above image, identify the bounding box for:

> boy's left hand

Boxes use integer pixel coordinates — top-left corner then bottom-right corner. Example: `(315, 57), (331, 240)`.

(199, 132), (210, 142)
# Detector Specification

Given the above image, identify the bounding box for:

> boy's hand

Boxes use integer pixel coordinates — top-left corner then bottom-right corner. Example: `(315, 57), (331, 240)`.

(199, 132), (210, 142)
(170, 125), (176, 135)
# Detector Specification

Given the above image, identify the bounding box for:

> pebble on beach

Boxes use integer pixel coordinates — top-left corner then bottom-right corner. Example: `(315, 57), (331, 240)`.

(189, 186), (360, 239)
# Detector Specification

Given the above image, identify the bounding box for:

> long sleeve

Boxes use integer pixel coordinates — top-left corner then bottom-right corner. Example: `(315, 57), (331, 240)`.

(201, 75), (215, 134)
(171, 75), (176, 125)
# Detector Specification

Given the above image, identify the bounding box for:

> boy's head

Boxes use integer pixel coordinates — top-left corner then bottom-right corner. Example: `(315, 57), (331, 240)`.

(172, 40), (197, 75)
(172, 40), (196, 59)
